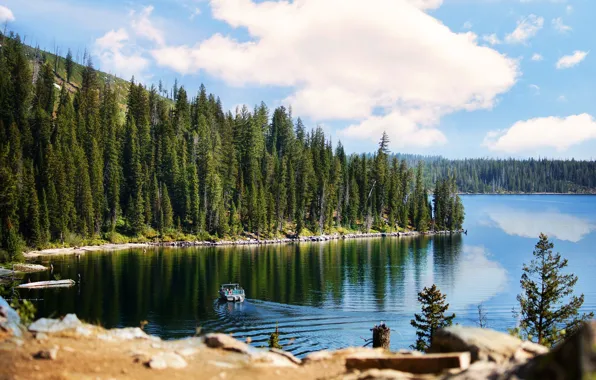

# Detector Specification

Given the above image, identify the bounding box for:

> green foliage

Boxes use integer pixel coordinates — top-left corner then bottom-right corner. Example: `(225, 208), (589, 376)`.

(410, 284), (455, 352)
(515, 233), (594, 347)
(64, 231), (84, 247)
(9, 297), (37, 325)
(268, 324), (282, 349)
(0, 33), (467, 262)
(393, 153), (596, 194)
(65, 49), (73, 83)
(105, 231), (129, 244)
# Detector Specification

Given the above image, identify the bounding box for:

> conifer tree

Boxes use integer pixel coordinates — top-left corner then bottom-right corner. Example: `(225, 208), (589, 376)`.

(39, 189), (50, 246)
(22, 161), (41, 246)
(161, 183), (174, 231)
(515, 233), (594, 346)
(0, 32), (471, 260)
(410, 284), (455, 352)
(65, 48), (73, 83)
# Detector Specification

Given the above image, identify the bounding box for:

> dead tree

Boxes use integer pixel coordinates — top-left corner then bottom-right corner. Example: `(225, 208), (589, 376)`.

(371, 322), (390, 349)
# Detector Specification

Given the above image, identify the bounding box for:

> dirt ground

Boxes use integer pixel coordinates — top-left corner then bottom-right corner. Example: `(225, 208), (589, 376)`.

(0, 333), (348, 380)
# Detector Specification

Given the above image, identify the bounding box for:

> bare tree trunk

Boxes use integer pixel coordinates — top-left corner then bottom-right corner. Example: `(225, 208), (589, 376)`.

(372, 323), (390, 349)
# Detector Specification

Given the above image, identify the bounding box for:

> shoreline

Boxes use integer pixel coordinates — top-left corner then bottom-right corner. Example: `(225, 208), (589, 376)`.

(23, 230), (464, 259)
(458, 192), (596, 195)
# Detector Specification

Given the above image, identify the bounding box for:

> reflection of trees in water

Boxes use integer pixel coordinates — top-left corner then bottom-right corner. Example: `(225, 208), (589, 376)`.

(432, 234), (463, 296)
(410, 237), (431, 292)
(30, 236), (464, 335)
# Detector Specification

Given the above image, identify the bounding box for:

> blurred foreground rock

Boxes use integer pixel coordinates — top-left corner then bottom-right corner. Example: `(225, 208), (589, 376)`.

(0, 296), (23, 339)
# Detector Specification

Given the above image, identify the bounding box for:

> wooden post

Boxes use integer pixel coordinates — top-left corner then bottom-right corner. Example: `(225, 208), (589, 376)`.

(372, 323), (390, 349)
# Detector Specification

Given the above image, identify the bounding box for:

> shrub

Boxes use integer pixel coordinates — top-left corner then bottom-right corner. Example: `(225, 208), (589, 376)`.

(64, 231), (84, 247)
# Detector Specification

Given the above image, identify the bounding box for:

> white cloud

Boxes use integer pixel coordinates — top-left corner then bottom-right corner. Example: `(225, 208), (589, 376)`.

(556, 50), (588, 69)
(130, 5), (165, 46)
(95, 28), (128, 54)
(94, 28), (149, 80)
(552, 17), (571, 33)
(528, 84), (540, 95)
(0, 5), (15, 22)
(340, 109), (447, 148)
(505, 14), (544, 44)
(405, 0), (443, 10)
(557, 95), (567, 102)
(482, 34), (501, 46)
(531, 53), (543, 61)
(566, 5), (573, 14)
(483, 114), (596, 153)
(189, 7), (201, 20)
(462, 21), (473, 30)
(151, 0), (518, 149)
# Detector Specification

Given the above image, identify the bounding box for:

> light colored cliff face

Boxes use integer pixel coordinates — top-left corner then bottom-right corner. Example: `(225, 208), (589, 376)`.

(0, 297), (593, 380)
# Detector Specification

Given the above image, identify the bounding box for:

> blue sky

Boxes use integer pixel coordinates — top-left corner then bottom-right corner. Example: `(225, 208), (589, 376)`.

(1, 0), (595, 159)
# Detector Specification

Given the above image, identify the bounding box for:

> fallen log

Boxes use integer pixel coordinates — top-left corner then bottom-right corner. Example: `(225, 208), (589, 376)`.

(17, 279), (76, 289)
(345, 352), (471, 374)
(13, 264), (48, 273)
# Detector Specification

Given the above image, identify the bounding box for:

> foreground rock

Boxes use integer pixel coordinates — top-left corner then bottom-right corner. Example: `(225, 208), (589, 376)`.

(345, 352), (471, 374)
(516, 321), (596, 379)
(0, 296), (23, 338)
(33, 346), (59, 360)
(147, 352), (188, 369)
(429, 326), (548, 364)
(203, 333), (299, 367)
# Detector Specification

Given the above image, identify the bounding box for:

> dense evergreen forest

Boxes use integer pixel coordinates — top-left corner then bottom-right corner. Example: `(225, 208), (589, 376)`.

(0, 34), (464, 262)
(394, 154), (596, 194)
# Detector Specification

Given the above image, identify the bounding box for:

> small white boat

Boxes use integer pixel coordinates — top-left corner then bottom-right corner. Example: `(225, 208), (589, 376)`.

(219, 283), (245, 302)
(17, 279), (76, 289)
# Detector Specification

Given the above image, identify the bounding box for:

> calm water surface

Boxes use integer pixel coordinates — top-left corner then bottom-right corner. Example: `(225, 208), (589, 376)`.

(22, 195), (596, 357)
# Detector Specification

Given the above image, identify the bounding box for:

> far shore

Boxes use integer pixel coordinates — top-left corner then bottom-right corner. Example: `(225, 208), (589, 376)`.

(23, 229), (464, 259)
(458, 192), (596, 195)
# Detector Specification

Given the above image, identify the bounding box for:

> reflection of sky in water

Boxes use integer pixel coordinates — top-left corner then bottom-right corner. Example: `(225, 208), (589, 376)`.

(24, 195), (596, 356)
(483, 206), (595, 243)
(445, 246), (507, 310)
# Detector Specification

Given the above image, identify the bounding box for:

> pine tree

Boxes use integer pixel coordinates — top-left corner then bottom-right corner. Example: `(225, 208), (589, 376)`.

(22, 161), (41, 246)
(39, 189), (50, 246)
(161, 183), (174, 231)
(65, 48), (74, 83)
(0, 33), (473, 260)
(515, 233), (594, 346)
(410, 284), (455, 352)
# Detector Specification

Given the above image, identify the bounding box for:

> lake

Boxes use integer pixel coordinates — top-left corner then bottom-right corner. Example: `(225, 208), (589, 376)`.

(20, 195), (596, 357)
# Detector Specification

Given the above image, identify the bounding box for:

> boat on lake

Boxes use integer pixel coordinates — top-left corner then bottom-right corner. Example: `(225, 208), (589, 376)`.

(219, 283), (245, 302)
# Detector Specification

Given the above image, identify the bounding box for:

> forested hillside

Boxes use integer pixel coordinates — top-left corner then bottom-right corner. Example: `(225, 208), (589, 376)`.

(393, 155), (596, 194)
(0, 33), (464, 261)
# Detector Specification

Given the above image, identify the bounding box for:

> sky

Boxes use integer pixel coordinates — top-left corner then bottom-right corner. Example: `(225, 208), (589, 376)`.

(1, 0), (595, 160)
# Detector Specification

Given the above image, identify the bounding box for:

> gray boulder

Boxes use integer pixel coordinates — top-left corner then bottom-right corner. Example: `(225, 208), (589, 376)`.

(0, 296), (23, 338)
(29, 313), (83, 334)
(516, 321), (596, 380)
(429, 326), (547, 364)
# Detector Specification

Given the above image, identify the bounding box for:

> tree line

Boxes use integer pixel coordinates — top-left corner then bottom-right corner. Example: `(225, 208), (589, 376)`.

(0, 33), (464, 261)
(394, 154), (596, 194)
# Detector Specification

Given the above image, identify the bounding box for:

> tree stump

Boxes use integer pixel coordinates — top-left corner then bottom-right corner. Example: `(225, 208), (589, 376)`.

(372, 323), (391, 349)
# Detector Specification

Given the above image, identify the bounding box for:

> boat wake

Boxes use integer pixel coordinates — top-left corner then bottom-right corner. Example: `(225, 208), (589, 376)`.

(203, 299), (409, 357)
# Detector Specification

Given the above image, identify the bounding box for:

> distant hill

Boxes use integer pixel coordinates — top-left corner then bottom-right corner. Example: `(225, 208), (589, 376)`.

(22, 43), (131, 109)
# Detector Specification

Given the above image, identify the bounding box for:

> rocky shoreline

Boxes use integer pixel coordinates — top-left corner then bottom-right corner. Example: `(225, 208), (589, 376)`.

(24, 230), (464, 258)
(152, 229), (464, 248)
